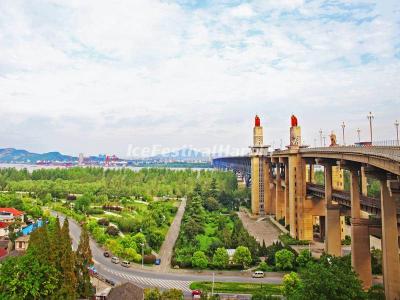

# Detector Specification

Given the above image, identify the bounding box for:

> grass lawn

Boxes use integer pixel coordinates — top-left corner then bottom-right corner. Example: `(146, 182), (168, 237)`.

(189, 282), (283, 294)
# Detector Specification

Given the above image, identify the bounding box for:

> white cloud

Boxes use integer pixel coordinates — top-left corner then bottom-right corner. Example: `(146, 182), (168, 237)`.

(0, 0), (399, 156)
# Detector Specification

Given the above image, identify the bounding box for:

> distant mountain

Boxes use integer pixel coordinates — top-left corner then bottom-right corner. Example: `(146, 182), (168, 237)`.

(0, 148), (76, 163)
(148, 148), (210, 161)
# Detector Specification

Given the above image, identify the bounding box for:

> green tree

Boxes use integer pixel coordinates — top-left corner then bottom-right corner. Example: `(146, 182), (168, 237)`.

(233, 246), (252, 268)
(283, 272), (303, 300)
(296, 249), (312, 268)
(192, 251), (208, 269)
(144, 288), (161, 300)
(161, 288), (184, 300)
(58, 218), (78, 299)
(212, 247), (229, 269)
(275, 249), (295, 271)
(293, 255), (365, 300)
(75, 225), (93, 298)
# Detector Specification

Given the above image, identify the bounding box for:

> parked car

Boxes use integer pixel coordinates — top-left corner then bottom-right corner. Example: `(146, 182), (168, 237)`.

(121, 260), (130, 268)
(111, 257), (120, 264)
(103, 251), (110, 257)
(252, 271), (265, 278)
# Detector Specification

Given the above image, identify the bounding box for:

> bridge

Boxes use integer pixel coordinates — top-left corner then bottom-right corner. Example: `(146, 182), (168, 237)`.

(213, 115), (400, 299)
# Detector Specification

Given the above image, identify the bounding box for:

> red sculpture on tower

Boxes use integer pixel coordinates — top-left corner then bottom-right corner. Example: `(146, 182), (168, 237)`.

(291, 115), (298, 127)
(255, 115), (261, 127)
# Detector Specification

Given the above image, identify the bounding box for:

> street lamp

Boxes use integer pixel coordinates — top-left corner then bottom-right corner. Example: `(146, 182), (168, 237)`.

(367, 112), (374, 144)
(341, 121), (346, 145)
(319, 129), (323, 147)
(357, 128), (361, 143)
(323, 135), (326, 147)
(395, 120), (399, 146)
(140, 243), (144, 268)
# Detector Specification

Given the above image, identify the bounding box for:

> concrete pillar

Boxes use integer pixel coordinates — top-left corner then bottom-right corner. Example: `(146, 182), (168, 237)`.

(324, 164), (341, 256)
(380, 179), (400, 300)
(264, 160), (272, 215)
(284, 163), (290, 227)
(361, 166), (368, 197)
(310, 164), (315, 184)
(350, 168), (372, 290)
(275, 163), (285, 220)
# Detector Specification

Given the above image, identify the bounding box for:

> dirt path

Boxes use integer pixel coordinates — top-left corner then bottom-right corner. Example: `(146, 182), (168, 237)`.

(238, 211), (281, 246)
(157, 198), (187, 272)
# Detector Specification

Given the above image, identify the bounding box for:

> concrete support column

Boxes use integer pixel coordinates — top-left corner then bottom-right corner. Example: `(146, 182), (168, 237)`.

(284, 163), (290, 227)
(310, 164), (315, 183)
(380, 179), (400, 300)
(264, 159), (272, 215)
(350, 167), (372, 290)
(361, 166), (368, 197)
(275, 163), (285, 220)
(324, 164), (341, 256)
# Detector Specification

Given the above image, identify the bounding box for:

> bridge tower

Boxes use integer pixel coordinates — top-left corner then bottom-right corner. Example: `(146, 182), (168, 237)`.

(250, 115), (271, 215)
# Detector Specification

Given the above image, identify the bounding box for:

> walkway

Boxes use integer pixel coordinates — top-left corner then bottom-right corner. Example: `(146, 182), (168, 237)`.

(237, 210), (281, 246)
(157, 198), (186, 272)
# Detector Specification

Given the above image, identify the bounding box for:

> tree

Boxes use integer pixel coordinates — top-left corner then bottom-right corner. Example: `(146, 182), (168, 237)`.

(74, 193), (92, 213)
(212, 247), (229, 269)
(233, 246), (252, 268)
(161, 288), (184, 300)
(76, 225), (93, 298)
(192, 251), (208, 269)
(204, 197), (220, 211)
(296, 249), (312, 268)
(275, 249), (295, 271)
(258, 261), (269, 271)
(283, 272), (303, 300)
(106, 225), (120, 236)
(58, 218), (78, 299)
(144, 288), (161, 300)
(289, 255), (365, 300)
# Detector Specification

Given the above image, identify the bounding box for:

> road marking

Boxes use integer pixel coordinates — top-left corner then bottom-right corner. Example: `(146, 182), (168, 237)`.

(102, 267), (191, 292)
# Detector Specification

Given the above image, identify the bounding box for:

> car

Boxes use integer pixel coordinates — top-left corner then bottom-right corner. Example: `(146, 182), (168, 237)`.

(111, 257), (120, 264)
(103, 251), (110, 257)
(121, 260), (130, 268)
(252, 271), (265, 278)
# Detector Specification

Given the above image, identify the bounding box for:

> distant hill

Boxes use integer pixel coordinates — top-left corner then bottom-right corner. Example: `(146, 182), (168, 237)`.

(148, 148), (210, 161)
(0, 148), (76, 163)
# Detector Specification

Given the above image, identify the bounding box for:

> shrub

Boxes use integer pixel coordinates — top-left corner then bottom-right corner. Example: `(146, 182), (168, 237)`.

(341, 235), (351, 245)
(87, 207), (104, 215)
(258, 261), (269, 272)
(192, 251), (208, 269)
(296, 249), (312, 268)
(275, 249), (295, 271)
(279, 234), (309, 246)
(106, 226), (120, 236)
(97, 218), (110, 226)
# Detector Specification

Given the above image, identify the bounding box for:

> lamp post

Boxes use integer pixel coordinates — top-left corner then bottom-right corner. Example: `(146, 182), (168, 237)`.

(341, 121), (346, 145)
(140, 243), (144, 268)
(323, 135), (326, 147)
(395, 120), (399, 146)
(357, 128), (361, 143)
(319, 129), (323, 147)
(367, 112), (374, 144)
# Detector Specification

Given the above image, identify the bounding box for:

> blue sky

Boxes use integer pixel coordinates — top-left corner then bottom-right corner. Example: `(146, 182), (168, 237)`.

(0, 0), (399, 157)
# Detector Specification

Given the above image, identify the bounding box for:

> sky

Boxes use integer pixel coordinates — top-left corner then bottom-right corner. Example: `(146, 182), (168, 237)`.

(0, 0), (399, 157)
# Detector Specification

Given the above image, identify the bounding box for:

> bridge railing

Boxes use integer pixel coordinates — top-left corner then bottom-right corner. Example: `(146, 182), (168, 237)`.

(298, 146), (400, 163)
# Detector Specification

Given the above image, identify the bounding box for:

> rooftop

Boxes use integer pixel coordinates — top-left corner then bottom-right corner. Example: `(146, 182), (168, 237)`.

(0, 208), (24, 217)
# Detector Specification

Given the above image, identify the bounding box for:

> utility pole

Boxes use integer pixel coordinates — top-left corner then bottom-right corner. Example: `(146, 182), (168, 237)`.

(357, 128), (361, 143)
(395, 120), (399, 146)
(319, 129), (323, 147)
(341, 121), (346, 145)
(367, 112), (374, 144)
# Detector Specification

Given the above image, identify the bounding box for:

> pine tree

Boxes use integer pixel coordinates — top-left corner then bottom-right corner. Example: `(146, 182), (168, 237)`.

(58, 218), (78, 300)
(48, 217), (63, 271)
(76, 225), (94, 298)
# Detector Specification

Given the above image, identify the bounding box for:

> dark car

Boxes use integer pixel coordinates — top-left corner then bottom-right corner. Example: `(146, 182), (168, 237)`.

(103, 251), (110, 257)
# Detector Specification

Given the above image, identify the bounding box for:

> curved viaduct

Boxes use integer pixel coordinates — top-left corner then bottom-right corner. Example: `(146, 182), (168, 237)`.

(213, 118), (400, 299)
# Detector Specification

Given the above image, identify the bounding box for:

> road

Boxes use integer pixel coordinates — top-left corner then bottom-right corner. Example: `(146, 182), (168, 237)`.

(52, 212), (283, 294)
(156, 198), (186, 272)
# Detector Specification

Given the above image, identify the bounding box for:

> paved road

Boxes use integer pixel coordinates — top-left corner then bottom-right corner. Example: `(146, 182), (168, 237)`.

(52, 212), (283, 294)
(157, 198), (186, 272)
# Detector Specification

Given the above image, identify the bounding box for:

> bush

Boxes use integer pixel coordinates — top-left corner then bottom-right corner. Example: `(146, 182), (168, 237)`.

(192, 251), (208, 269)
(366, 285), (385, 300)
(106, 226), (120, 236)
(296, 249), (312, 268)
(341, 235), (351, 245)
(279, 234), (309, 246)
(275, 249), (295, 271)
(371, 248), (382, 275)
(258, 261), (269, 272)
(143, 254), (157, 264)
(97, 218), (110, 226)
(87, 207), (104, 215)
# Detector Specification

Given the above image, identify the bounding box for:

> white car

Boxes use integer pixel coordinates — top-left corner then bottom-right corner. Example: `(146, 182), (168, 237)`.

(111, 257), (120, 264)
(252, 271), (265, 278)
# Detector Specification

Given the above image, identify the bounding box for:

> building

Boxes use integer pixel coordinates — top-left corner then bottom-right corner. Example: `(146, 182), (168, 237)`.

(0, 222), (10, 237)
(95, 282), (144, 300)
(15, 235), (29, 251)
(0, 208), (24, 223)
